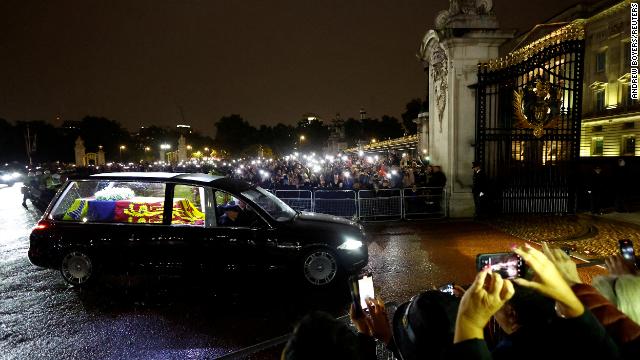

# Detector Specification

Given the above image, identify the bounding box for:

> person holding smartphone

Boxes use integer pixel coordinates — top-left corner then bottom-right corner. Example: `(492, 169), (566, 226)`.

(349, 289), (461, 360)
(543, 243), (640, 360)
(449, 244), (621, 360)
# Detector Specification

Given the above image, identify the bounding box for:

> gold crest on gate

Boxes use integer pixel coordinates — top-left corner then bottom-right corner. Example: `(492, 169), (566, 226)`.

(513, 77), (563, 138)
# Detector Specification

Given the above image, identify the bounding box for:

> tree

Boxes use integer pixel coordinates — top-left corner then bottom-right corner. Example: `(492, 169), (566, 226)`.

(269, 123), (296, 156)
(341, 116), (404, 146)
(401, 98), (427, 135)
(0, 119), (23, 163)
(296, 118), (329, 153)
(77, 116), (133, 162)
(213, 114), (258, 155)
(15, 120), (69, 163)
(380, 115), (404, 139)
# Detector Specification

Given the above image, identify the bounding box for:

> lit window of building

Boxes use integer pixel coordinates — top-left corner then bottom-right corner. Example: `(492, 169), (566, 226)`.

(621, 135), (636, 156)
(595, 90), (606, 112)
(595, 51), (606, 73)
(591, 137), (604, 156)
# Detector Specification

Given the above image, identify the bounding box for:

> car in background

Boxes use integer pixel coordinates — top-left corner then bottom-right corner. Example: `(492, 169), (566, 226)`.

(28, 172), (368, 288)
(0, 170), (21, 186)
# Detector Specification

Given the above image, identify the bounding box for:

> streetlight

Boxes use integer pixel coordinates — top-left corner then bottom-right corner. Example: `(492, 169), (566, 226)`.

(144, 146), (151, 152)
(119, 145), (126, 162)
(204, 147), (209, 152)
(300, 135), (306, 141)
(186, 145), (193, 151)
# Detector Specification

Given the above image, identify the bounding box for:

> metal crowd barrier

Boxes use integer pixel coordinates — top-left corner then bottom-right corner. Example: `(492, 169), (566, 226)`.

(358, 189), (403, 221)
(313, 190), (358, 219)
(274, 189), (314, 212)
(402, 187), (447, 219)
(270, 187), (447, 221)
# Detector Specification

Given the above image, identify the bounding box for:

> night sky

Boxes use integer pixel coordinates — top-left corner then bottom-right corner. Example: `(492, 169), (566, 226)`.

(1, 0), (578, 136)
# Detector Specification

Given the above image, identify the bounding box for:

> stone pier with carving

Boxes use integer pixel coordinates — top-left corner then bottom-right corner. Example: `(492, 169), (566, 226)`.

(418, 0), (513, 217)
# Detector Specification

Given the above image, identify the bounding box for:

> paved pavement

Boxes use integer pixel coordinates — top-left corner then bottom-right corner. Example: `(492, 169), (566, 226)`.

(0, 183), (611, 359)
(488, 212), (640, 259)
(601, 211), (640, 227)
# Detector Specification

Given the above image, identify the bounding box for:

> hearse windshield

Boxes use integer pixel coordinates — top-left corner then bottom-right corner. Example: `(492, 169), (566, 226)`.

(241, 187), (296, 222)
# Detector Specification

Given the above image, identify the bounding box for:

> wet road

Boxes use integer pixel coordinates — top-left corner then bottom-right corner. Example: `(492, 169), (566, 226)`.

(0, 184), (602, 359)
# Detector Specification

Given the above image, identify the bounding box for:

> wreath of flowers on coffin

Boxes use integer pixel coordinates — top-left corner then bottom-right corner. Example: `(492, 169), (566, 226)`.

(95, 187), (135, 201)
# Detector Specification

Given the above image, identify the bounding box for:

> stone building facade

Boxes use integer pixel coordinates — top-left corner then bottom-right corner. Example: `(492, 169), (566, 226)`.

(580, 1), (639, 157)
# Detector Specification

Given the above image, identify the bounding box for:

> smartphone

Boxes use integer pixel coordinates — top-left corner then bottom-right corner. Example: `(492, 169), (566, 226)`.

(476, 252), (525, 279)
(348, 275), (362, 317)
(349, 273), (375, 314)
(619, 239), (636, 263)
(438, 283), (455, 295)
(357, 274), (375, 310)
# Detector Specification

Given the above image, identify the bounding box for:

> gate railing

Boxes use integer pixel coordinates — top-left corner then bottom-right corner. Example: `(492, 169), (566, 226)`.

(268, 188), (447, 221)
(274, 189), (314, 212)
(313, 190), (359, 219)
(358, 189), (403, 221)
(402, 187), (447, 218)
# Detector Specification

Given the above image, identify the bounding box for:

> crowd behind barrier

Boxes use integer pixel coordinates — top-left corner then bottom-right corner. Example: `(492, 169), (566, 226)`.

(18, 152), (448, 219)
(267, 187), (446, 220)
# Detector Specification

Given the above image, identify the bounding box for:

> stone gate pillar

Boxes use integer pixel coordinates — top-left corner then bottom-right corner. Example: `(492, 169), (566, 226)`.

(414, 112), (429, 160)
(74, 137), (86, 167)
(97, 147), (106, 165)
(177, 135), (187, 163)
(418, 0), (513, 217)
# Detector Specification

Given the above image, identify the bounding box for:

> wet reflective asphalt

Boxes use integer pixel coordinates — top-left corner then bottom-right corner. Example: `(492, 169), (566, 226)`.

(0, 184), (602, 359)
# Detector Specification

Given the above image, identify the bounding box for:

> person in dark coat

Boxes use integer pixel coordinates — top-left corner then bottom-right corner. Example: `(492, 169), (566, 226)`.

(472, 161), (488, 219)
(218, 204), (244, 226)
(586, 165), (606, 215)
(282, 311), (377, 360)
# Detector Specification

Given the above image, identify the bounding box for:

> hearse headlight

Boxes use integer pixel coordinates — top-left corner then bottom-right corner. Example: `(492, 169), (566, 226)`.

(338, 237), (363, 250)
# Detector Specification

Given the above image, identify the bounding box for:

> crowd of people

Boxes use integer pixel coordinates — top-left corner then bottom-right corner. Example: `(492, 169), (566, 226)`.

(282, 243), (640, 360)
(20, 151), (446, 193)
(219, 152), (446, 192)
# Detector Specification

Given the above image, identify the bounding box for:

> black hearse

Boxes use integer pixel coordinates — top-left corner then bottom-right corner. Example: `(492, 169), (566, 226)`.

(28, 172), (368, 287)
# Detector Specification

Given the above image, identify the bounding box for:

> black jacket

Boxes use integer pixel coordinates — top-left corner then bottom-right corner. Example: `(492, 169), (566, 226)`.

(472, 169), (487, 196)
(447, 309), (621, 360)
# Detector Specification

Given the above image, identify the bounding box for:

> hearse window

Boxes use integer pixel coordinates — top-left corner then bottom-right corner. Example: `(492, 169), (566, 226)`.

(214, 190), (261, 228)
(171, 184), (206, 227)
(241, 188), (296, 222)
(50, 180), (166, 224)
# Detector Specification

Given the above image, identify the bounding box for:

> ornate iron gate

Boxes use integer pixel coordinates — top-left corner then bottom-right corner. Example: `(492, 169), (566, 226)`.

(476, 22), (585, 214)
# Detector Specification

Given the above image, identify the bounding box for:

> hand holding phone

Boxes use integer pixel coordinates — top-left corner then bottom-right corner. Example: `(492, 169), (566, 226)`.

(619, 239), (636, 263)
(476, 252), (525, 279)
(358, 275), (375, 309)
(349, 273), (375, 316)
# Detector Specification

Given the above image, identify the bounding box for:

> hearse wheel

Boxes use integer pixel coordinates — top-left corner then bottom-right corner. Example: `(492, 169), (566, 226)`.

(60, 250), (94, 287)
(302, 248), (339, 287)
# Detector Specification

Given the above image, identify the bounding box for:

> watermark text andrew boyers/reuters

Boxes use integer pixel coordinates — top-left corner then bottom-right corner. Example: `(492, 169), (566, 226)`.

(632, 2), (639, 99)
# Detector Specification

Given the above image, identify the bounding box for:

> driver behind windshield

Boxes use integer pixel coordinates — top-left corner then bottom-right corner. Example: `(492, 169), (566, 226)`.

(218, 204), (243, 226)
(218, 201), (257, 227)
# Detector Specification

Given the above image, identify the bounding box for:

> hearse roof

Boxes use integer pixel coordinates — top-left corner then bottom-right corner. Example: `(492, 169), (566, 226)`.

(90, 172), (253, 192)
